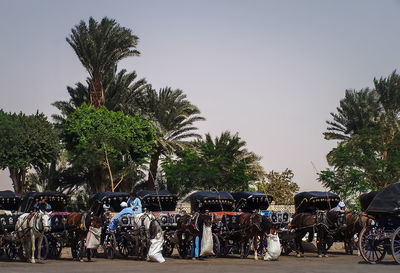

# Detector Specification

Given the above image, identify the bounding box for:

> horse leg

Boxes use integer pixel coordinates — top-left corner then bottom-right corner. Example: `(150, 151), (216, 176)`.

(316, 230), (322, 258)
(240, 235), (245, 259)
(31, 233), (36, 263)
(254, 235), (258, 261)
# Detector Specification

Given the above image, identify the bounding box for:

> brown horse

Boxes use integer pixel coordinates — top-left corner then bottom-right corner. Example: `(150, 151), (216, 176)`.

(290, 213), (315, 257)
(342, 212), (375, 255)
(239, 213), (273, 260)
(174, 212), (213, 259)
(67, 212), (101, 261)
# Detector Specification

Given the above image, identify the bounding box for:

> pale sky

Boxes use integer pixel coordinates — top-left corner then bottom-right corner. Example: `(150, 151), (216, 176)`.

(0, 0), (399, 192)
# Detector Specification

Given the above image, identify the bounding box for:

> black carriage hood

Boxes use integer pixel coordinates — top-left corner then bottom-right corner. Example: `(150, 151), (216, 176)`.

(89, 192), (129, 215)
(0, 190), (20, 211)
(366, 183), (400, 215)
(190, 191), (234, 213)
(20, 192), (67, 212)
(359, 191), (381, 212)
(137, 190), (177, 212)
(294, 191), (340, 213)
(231, 191), (273, 212)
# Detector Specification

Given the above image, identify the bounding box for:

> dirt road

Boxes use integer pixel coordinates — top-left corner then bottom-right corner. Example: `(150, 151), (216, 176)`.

(0, 252), (399, 273)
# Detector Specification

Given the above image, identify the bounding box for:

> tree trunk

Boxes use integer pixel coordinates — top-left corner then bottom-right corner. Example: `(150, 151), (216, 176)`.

(90, 77), (105, 109)
(147, 149), (162, 190)
(9, 167), (25, 195)
(90, 165), (107, 193)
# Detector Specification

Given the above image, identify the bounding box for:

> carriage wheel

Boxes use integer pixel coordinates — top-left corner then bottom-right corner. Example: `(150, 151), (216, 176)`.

(359, 226), (386, 264)
(48, 240), (63, 259)
(118, 240), (131, 257)
(391, 226), (400, 264)
(162, 236), (174, 257)
(212, 233), (221, 257)
(5, 242), (18, 260)
(105, 234), (116, 259)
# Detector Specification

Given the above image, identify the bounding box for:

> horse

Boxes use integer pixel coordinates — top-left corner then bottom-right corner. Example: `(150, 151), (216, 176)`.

(239, 213), (273, 260)
(342, 211), (375, 255)
(16, 211), (51, 263)
(175, 212), (213, 259)
(67, 212), (102, 261)
(314, 210), (347, 257)
(290, 212), (315, 257)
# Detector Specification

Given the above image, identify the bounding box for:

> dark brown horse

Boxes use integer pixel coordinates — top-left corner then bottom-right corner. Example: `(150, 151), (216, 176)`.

(174, 212), (213, 259)
(290, 213), (315, 257)
(342, 212), (375, 254)
(67, 212), (101, 261)
(239, 213), (273, 260)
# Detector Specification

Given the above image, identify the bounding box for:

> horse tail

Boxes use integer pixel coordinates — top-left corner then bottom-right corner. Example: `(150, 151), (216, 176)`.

(308, 230), (314, 242)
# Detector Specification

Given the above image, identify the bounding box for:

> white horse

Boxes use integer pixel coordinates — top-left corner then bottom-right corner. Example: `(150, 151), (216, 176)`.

(16, 211), (51, 263)
(132, 212), (163, 259)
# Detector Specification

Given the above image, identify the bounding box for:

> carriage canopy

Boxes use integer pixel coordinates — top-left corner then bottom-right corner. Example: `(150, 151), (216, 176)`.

(231, 191), (273, 212)
(359, 191), (381, 212)
(20, 192), (67, 212)
(366, 183), (400, 215)
(0, 190), (20, 211)
(294, 191), (340, 214)
(137, 190), (177, 212)
(190, 191), (235, 213)
(89, 192), (129, 215)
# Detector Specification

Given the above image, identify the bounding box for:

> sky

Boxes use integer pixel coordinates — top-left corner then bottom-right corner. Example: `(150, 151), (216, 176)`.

(0, 0), (399, 192)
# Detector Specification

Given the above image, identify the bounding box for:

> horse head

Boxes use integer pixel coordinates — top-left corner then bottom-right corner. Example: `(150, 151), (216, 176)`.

(201, 213), (213, 228)
(39, 211), (51, 233)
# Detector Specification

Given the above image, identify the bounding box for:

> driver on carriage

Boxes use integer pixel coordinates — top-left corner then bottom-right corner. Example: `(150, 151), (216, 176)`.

(127, 192), (142, 215)
(107, 201), (133, 233)
(330, 201), (346, 213)
(33, 197), (52, 212)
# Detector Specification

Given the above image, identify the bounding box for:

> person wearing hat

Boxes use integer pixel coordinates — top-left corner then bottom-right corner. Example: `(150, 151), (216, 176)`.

(330, 201), (346, 213)
(107, 201), (133, 233)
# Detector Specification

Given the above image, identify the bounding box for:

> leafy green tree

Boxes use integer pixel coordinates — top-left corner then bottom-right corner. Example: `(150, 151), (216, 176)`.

(320, 71), (400, 195)
(0, 110), (60, 194)
(163, 131), (263, 196)
(255, 169), (299, 205)
(137, 87), (205, 190)
(62, 104), (155, 192)
(66, 17), (140, 108)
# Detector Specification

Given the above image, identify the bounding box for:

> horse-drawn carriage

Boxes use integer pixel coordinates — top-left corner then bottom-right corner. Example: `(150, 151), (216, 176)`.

(137, 190), (180, 256)
(20, 192), (69, 259)
(291, 191), (344, 257)
(358, 183), (400, 264)
(0, 190), (21, 259)
(90, 192), (161, 260)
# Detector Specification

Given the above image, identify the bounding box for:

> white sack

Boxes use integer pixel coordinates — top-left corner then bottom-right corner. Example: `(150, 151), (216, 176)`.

(85, 227), (101, 249)
(200, 224), (214, 256)
(264, 233), (281, 261)
(148, 233), (165, 263)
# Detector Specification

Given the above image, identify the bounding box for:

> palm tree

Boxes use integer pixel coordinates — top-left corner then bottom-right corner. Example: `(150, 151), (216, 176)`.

(52, 68), (149, 123)
(66, 17), (140, 108)
(324, 88), (380, 141)
(138, 87), (205, 189)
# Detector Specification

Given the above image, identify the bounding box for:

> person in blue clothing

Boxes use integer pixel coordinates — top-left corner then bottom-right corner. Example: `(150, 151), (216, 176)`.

(107, 201), (133, 233)
(33, 198), (52, 212)
(126, 192), (142, 215)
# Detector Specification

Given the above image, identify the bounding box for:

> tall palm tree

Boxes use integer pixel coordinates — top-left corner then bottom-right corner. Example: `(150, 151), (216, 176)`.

(324, 88), (380, 141)
(66, 17), (140, 108)
(52, 68), (149, 123)
(138, 87), (205, 189)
